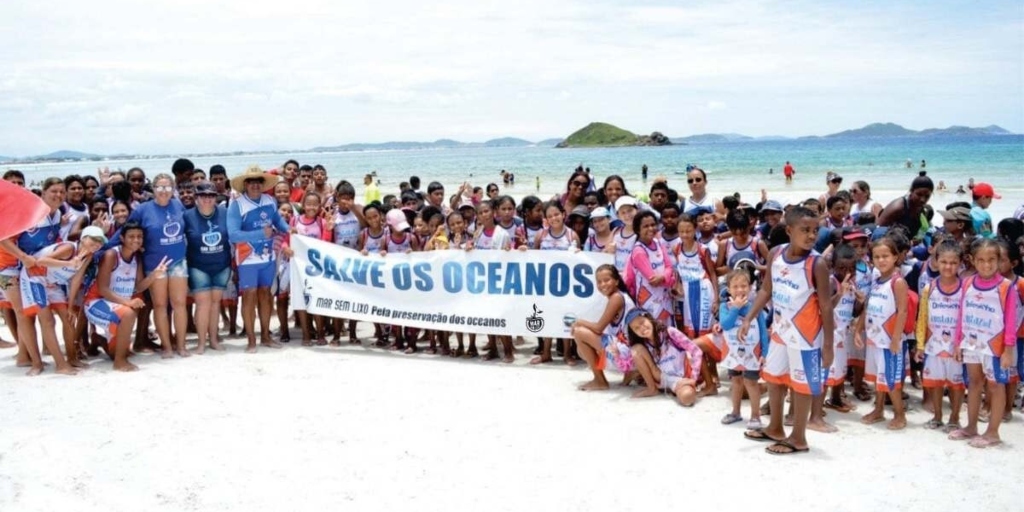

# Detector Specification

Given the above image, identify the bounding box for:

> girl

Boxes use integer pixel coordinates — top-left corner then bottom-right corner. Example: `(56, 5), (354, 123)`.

(60, 175), (90, 242)
(291, 192), (332, 346)
(718, 269), (767, 429)
(915, 240), (965, 432)
(601, 175), (628, 227)
(847, 228), (873, 401)
(384, 208), (420, 352)
(583, 207), (614, 254)
(612, 197), (638, 271)
(520, 195), (544, 246)
(858, 237), (909, 430)
(528, 201), (580, 365)
(274, 181), (299, 218)
(624, 211), (675, 327)
(824, 244), (862, 414)
(672, 213), (718, 339)
(441, 211), (476, 358)
(1001, 241), (1024, 421)
(273, 202), (294, 343)
(468, 200), (514, 362)
(357, 203), (388, 346)
(949, 238), (1016, 447)
(625, 308), (703, 405)
(84, 221), (169, 371)
(494, 195), (526, 248)
(570, 264), (635, 390)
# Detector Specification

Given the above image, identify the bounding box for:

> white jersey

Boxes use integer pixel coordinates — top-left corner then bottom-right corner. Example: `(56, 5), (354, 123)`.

(60, 203), (90, 242)
(332, 209), (361, 249)
(603, 291), (635, 343)
(921, 280), (961, 357)
(959, 275), (1012, 357)
(474, 226), (511, 251)
(612, 227), (637, 270)
(769, 245), (823, 350)
(683, 194), (714, 214)
(832, 275), (856, 345)
(865, 275), (899, 349)
(360, 228), (388, 253)
(538, 227), (575, 251)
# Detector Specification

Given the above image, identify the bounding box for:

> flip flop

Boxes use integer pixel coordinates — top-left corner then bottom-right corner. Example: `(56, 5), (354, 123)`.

(743, 429), (780, 442)
(968, 436), (1002, 449)
(766, 440), (809, 455)
(721, 413), (743, 425)
(923, 419), (944, 430)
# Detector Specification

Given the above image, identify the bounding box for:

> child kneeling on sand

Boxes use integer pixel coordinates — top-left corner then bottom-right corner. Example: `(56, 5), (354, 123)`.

(625, 308), (703, 406)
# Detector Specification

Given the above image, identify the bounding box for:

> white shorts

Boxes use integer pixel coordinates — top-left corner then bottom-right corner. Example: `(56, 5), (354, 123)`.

(826, 331), (849, 386)
(865, 345), (906, 392)
(762, 341), (826, 396)
(922, 354), (964, 389)
(848, 330), (866, 366)
(963, 350), (1012, 385)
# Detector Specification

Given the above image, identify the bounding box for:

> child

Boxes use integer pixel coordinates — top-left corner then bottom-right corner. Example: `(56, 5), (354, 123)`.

(384, 208), (420, 352)
(821, 196), (850, 230)
(824, 244), (863, 414)
(624, 211), (675, 327)
(469, 200), (514, 361)
(858, 236), (909, 430)
(291, 192), (331, 346)
(570, 264), (635, 390)
(694, 207), (719, 263)
(659, 202), (682, 257)
(520, 195), (544, 246)
(738, 206), (834, 455)
(273, 202), (294, 343)
(356, 203), (388, 345)
(612, 197), (638, 271)
(672, 213), (718, 339)
(717, 210), (759, 276)
(915, 240), (965, 432)
(845, 227), (873, 401)
(949, 238), (1016, 447)
(84, 221), (168, 371)
(529, 201), (580, 365)
(494, 195), (526, 248)
(584, 207), (614, 254)
(625, 308), (703, 405)
(719, 269), (768, 429)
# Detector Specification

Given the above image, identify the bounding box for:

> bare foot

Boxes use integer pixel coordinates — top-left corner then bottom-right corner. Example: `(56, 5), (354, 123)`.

(54, 366), (79, 376)
(501, 354), (514, 364)
(209, 342), (224, 351)
(113, 361), (139, 372)
(631, 387), (660, 398)
(261, 339), (282, 349)
(245, 345), (258, 354)
(194, 346), (205, 355)
(161, 349), (174, 359)
(697, 386), (719, 397)
(0, 339), (16, 349)
(887, 417), (907, 430)
(807, 419), (838, 433)
(16, 359), (32, 368)
(861, 412), (885, 425)
(26, 365), (43, 376)
(69, 359), (90, 369)
(176, 348), (191, 358)
(565, 356), (579, 367)
(579, 380), (610, 391)
(483, 351), (500, 361)
(134, 345), (156, 354)
(529, 355), (552, 365)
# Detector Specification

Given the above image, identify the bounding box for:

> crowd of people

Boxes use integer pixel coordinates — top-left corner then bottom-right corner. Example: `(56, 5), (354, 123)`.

(2, 159), (1023, 455)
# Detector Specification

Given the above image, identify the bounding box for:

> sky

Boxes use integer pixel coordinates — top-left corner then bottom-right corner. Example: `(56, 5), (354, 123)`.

(0, 0), (1021, 156)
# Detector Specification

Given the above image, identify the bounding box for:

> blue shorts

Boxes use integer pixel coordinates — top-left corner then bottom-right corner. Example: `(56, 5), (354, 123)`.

(238, 261), (275, 291)
(1017, 339), (1023, 381)
(188, 266), (232, 293)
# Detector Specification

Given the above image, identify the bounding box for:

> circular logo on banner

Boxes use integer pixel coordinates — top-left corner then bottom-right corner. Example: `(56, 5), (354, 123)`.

(562, 313), (577, 328)
(525, 304), (545, 333)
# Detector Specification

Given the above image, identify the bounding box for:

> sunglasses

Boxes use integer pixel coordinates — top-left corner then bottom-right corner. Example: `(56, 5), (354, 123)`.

(687, 177), (703, 184)
(830, 178), (843, 184)
(849, 188), (861, 194)
(154, 185), (174, 192)
(570, 180), (588, 188)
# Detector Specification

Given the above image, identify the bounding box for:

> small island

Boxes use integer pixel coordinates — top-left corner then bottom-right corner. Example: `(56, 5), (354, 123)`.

(554, 122), (672, 148)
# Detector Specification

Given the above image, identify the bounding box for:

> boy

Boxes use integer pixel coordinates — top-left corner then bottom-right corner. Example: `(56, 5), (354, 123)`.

(738, 206), (835, 455)
(969, 183), (999, 239)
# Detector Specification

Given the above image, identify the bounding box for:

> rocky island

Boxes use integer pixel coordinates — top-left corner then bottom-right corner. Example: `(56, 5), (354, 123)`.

(554, 122), (672, 148)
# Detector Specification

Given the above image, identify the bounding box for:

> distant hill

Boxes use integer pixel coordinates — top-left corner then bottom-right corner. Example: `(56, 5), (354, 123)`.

(536, 138), (564, 147)
(824, 122), (1014, 139)
(556, 122), (672, 148)
(483, 137), (533, 147)
(0, 155), (10, 163)
(673, 133), (753, 143)
(42, 150), (101, 160)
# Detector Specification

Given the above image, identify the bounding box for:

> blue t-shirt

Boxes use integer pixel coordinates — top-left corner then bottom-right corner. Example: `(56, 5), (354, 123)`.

(183, 206), (231, 274)
(128, 199), (187, 272)
(970, 204), (994, 239)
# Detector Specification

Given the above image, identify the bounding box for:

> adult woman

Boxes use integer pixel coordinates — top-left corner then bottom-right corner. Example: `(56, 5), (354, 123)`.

(485, 183), (500, 200)
(600, 175), (629, 227)
(849, 180), (883, 222)
(557, 171), (590, 213)
(682, 166), (722, 218)
(60, 175), (90, 242)
(82, 176), (100, 204)
(877, 175), (934, 241)
(126, 172), (189, 357)
(183, 181), (231, 354)
(0, 177), (66, 375)
(818, 172), (843, 204)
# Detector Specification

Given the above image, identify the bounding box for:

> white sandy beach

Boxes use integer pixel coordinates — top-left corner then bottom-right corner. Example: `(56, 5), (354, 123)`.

(1, 319), (1021, 512)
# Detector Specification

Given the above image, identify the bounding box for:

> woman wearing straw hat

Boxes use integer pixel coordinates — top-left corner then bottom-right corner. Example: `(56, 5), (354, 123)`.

(227, 165), (290, 353)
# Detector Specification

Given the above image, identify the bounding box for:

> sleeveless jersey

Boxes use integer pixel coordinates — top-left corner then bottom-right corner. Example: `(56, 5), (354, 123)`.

(603, 291), (635, 343)
(921, 280), (961, 357)
(360, 228), (388, 253)
(632, 239), (673, 325)
(474, 226), (510, 251)
(850, 200), (877, 223)
(584, 232), (610, 253)
(86, 248), (138, 302)
(699, 235), (719, 264)
(674, 243), (714, 336)
(332, 209), (361, 249)
(538, 227), (575, 251)
(832, 275), (856, 345)
(769, 245), (823, 350)
(722, 305), (763, 371)
(0, 210), (61, 269)
(725, 238), (754, 262)
(60, 202), (90, 242)
(612, 227), (637, 270)
(661, 235), (681, 263)
(960, 275), (1013, 357)
(524, 224), (544, 249)
(40, 242), (81, 285)
(387, 231), (413, 253)
(865, 275), (899, 348)
(683, 194), (713, 214)
(292, 215), (325, 240)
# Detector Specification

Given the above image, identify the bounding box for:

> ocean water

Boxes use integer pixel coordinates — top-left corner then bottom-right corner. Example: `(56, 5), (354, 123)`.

(8, 135), (1024, 221)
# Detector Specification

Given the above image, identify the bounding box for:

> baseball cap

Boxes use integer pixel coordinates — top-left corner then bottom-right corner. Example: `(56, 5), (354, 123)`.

(80, 226), (108, 244)
(568, 205), (590, 219)
(761, 199), (784, 213)
(842, 226), (871, 241)
(590, 206), (612, 219)
(457, 201), (475, 210)
(194, 180), (217, 196)
(624, 308), (647, 328)
(972, 182), (1001, 199)
(939, 206), (971, 222)
(386, 209), (411, 232)
(614, 196), (638, 212)
(826, 171), (843, 184)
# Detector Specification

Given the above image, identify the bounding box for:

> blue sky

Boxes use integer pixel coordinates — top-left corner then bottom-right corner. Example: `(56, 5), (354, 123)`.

(0, 0), (1020, 155)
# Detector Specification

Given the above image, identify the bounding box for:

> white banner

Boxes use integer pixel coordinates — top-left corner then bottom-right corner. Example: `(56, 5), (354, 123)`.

(289, 235), (613, 337)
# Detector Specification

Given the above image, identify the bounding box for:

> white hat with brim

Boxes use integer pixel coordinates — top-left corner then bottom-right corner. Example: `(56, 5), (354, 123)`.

(230, 165), (280, 193)
(80, 225), (108, 244)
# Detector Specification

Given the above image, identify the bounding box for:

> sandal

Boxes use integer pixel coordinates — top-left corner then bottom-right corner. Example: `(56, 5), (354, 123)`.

(743, 429), (780, 442)
(923, 419), (944, 430)
(766, 440), (809, 455)
(942, 422), (962, 434)
(721, 413), (743, 425)
(746, 418), (763, 430)
(853, 388), (872, 401)
(824, 398), (853, 413)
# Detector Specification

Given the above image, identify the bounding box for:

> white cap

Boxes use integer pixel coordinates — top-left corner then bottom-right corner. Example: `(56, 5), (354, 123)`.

(386, 209), (411, 232)
(613, 196), (638, 212)
(80, 226), (108, 243)
(590, 206), (611, 219)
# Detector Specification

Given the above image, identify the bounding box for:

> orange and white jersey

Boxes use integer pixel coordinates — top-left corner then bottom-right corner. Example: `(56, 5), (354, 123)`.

(769, 245), (822, 350)
(866, 275), (898, 348)
(920, 281), (961, 357)
(85, 248), (138, 303)
(959, 275), (1012, 357)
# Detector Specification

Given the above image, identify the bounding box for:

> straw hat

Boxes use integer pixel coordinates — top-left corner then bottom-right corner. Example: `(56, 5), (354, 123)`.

(230, 165), (279, 193)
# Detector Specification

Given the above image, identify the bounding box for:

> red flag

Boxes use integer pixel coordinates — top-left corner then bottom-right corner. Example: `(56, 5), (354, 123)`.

(0, 180), (50, 242)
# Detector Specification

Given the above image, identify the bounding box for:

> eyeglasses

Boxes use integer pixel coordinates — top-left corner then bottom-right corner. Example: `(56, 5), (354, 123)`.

(154, 185), (174, 192)
(687, 178), (703, 184)
(570, 180), (588, 188)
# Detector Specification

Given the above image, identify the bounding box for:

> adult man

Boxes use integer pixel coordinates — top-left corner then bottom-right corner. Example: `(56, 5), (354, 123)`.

(364, 173), (382, 204)
(226, 166), (290, 353)
(171, 158), (195, 188)
(783, 161), (795, 183)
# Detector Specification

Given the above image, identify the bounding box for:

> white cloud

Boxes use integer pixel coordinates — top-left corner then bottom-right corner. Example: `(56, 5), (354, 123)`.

(0, 0), (1019, 155)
